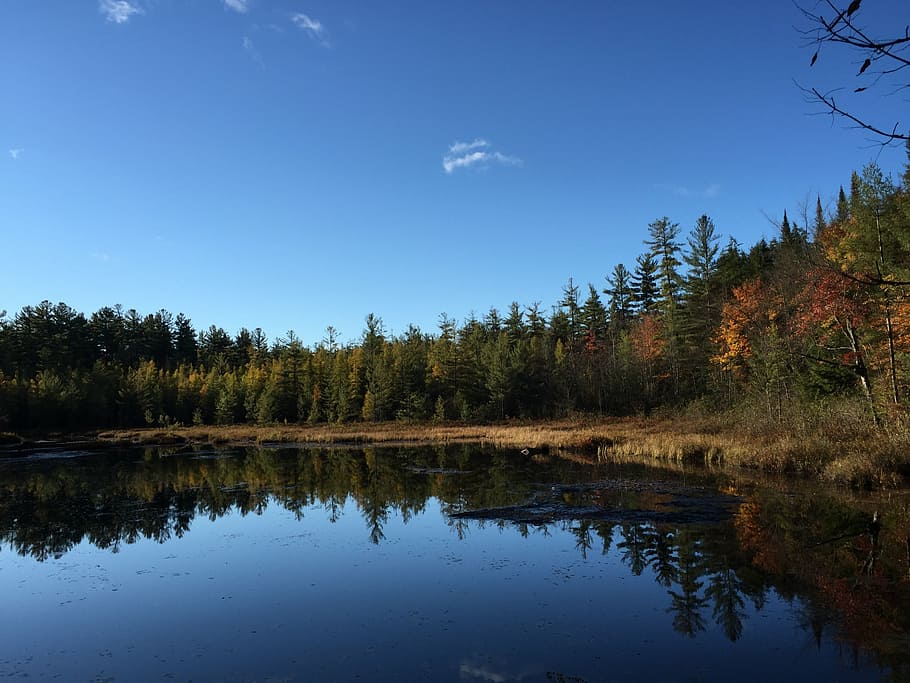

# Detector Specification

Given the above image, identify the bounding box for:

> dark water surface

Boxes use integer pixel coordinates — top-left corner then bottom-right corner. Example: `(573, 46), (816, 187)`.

(2, 444), (909, 681)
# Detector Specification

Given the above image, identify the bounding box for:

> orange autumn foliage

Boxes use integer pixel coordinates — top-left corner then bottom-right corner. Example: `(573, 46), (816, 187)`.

(792, 267), (867, 339)
(712, 279), (781, 374)
(629, 314), (664, 364)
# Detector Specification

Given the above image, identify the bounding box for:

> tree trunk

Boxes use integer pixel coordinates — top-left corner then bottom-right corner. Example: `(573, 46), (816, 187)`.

(876, 211), (899, 405)
(844, 317), (878, 426)
(884, 301), (899, 405)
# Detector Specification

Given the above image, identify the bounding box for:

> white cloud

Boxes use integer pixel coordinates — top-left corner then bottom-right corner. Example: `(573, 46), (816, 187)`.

(443, 151), (488, 173)
(492, 151), (521, 166)
(443, 140), (522, 174)
(243, 35), (264, 66)
(659, 183), (721, 199)
(291, 12), (324, 39)
(99, 0), (143, 24)
(224, 0), (249, 12)
(8, 149), (23, 160)
(448, 138), (488, 155)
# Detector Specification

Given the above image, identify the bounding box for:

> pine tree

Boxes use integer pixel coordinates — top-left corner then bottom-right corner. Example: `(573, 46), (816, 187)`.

(249, 327), (269, 364)
(90, 306), (126, 366)
(231, 328), (253, 369)
(836, 186), (849, 222)
(682, 214), (721, 391)
(144, 310), (175, 369)
(631, 253), (659, 315)
(198, 325), (232, 370)
(427, 314), (458, 411)
(713, 238), (750, 297)
(684, 215), (720, 304)
(813, 196), (826, 237)
(174, 313), (198, 366)
(645, 217), (683, 315)
(360, 314), (391, 421)
(525, 302), (547, 337)
(504, 302), (526, 342)
(645, 216), (684, 396)
(274, 331), (304, 421)
(483, 307), (502, 335)
(559, 278), (581, 342)
(580, 284), (608, 339)
(604, 263), (634, 330)
(780, 210), (793, 245)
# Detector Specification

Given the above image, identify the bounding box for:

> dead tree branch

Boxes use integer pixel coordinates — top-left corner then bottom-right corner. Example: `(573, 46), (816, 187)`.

(798, 0), (909, 144)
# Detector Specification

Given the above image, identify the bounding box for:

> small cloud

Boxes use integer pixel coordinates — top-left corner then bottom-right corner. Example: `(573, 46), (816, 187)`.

(491, 151), (521, 167)
(8, 149), (23, 160)
(99, 0), (143, 24)
(443, 139), (522, 174)
(291, 12), (325, 40)
(242, 36), (264, 66)
(91, 252), (112, 263)
(657, 183), (721, 199)
(224, 0), (249, 12)
(444, 151), (487, 173)
(449, 138), (489, 155)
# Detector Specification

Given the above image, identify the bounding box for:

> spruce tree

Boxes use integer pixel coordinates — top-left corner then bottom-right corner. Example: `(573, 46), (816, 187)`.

(645, 217), (683, 315)
(580, 284), (608, 339)
(504, 302), (525, 342)
(604, 263), (634, 330)
(780, 210), (793, 245)
(836, 186), (849, 222)
(713, 238), (750, 297)
(682, 214), (721, 391)
(559, 278), (581, 342)
(525, 302), (547, 337)
(684, 215), (720, 302)
(174, 314), (198, 366)
(631, 253), (659, 315)
(645, 216), (684, 396)
(814, 196), (826, 237)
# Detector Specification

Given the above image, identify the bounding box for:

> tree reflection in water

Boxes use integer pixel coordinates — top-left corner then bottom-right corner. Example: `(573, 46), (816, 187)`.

(0, 443), (908, 674)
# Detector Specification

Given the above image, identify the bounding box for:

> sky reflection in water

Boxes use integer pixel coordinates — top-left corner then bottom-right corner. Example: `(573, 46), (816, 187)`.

(0, 446), (895, 681)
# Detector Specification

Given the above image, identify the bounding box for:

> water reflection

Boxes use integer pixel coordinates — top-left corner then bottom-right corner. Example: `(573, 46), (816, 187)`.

(0, 445), (591, 560)
(1, 444), (909, 679)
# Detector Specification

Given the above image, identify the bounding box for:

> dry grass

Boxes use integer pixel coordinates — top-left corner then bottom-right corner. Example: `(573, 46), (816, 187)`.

(94, 407), (910, 489)
(98, 419), (618, 451)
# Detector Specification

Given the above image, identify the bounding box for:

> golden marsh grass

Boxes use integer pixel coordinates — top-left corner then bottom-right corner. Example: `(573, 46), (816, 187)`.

(95, 410), (910, 489)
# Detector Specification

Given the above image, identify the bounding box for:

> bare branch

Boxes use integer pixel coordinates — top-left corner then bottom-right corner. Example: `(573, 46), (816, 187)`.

(798, 1), (909, 144)
(806, 85), (908, 142)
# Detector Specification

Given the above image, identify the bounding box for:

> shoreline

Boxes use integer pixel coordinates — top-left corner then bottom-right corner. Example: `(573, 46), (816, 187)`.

(4, 415), (909, 489)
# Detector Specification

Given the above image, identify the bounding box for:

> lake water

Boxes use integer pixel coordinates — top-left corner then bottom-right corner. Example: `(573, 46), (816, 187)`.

(1, 444), (908, 681)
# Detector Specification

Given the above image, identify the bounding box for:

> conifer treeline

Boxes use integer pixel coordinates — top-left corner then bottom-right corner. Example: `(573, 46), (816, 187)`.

(2, 152), (909, 431)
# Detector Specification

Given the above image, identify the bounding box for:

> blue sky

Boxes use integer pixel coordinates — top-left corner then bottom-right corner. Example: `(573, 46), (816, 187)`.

(2, 0), (907, 345)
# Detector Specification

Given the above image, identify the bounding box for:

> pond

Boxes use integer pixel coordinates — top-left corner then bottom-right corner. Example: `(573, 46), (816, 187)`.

(1, 444), (909, 681)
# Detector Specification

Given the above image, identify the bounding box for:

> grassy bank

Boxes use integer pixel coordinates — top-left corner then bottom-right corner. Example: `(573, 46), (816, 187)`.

(84, 402), (910, 489)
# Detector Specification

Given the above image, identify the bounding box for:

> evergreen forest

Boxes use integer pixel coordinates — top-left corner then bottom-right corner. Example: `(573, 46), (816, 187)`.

(3, 151), (910, 434)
